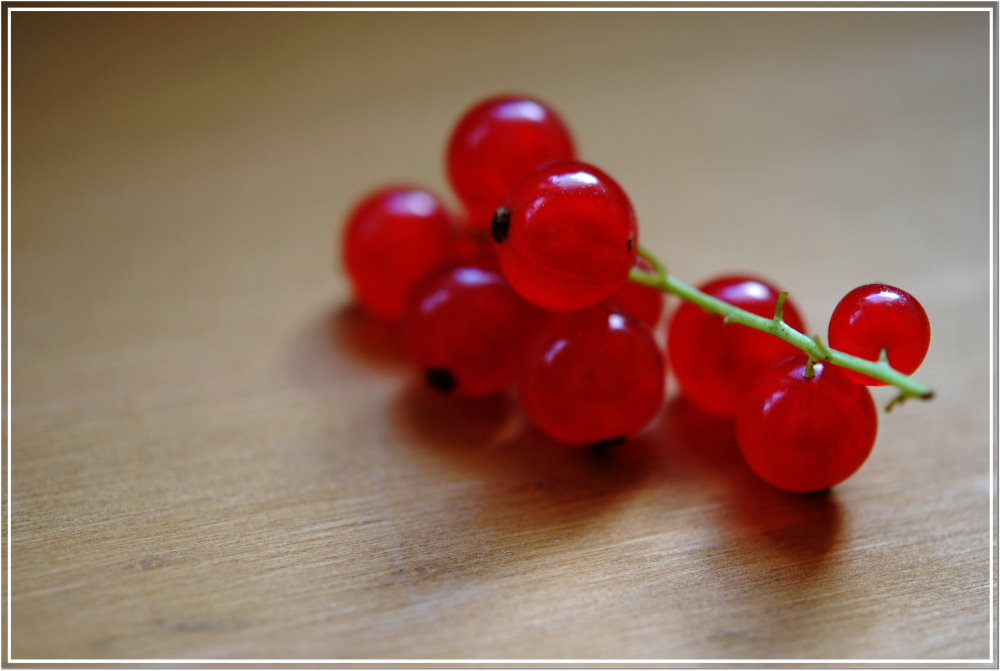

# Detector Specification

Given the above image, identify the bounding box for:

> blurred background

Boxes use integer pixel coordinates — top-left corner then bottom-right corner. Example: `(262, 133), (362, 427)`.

(9, 8), (992, 660)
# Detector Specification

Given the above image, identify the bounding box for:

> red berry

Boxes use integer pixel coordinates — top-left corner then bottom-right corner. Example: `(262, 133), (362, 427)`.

(520, 304), (665, 446)
(736, 356), (877, 492)
(342, 186), (454, 322)
(667, 275), (806, 417)
(608, 256), (664, 328)
(447, 229), (493, 263)
(404, 257), (545, 396)
(492, 160), (638, 311)
(827, 283), (931, 386)
(446, 95), (576, 230)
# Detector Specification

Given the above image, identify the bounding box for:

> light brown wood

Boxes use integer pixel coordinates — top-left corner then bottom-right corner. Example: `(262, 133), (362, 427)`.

(6, 8), (993, 661)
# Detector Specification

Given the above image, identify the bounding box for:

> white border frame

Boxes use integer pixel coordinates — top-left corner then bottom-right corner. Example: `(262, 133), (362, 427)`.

(2, 3), (995, 666)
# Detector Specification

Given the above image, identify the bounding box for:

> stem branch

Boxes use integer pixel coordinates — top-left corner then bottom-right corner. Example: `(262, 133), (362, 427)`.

(630, 246), (934, 406)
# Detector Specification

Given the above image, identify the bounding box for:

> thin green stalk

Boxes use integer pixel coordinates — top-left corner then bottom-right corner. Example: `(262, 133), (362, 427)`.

(629, 246), (934, 409)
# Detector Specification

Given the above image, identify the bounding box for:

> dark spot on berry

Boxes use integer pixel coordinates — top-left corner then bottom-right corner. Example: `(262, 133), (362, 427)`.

(627, 238), (634, 252)
(491, 207), (510, 244)
(425, 368), (457, 393)
(590, 436), (626, 455)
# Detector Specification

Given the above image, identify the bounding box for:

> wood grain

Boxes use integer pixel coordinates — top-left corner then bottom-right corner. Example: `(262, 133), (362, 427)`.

(6, 8), (993, 661)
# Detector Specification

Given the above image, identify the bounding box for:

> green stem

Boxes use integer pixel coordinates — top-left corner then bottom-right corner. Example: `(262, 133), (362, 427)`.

(629, 246), (934, 408)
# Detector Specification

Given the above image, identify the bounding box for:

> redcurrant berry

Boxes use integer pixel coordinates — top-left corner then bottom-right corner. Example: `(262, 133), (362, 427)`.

(607, 256), (664, 328)
(827, 283), (931, 386)
(519, 304), (665, 446)
(404, 257), (545, 396)
(446, 95), (576, 230)
(667, 275), (806, 417)
(736, 356), (877, 492)
(491, 160), (638, 311)
(448, 229), (493, 263)
(342, 186), (454, 322)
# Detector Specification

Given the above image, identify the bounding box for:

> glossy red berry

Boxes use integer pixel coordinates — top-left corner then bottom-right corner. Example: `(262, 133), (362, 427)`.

(446, 95), (576, 230)
(608, 256), (664, 328)
(667, 275), (806, 417)
(491, 160), (638, 311)
(342, 186), (454, 322)
(404, 257), (545, 396)
(520, 304), (665, 446)
(447, 229), (493, 263)
(736, 356), (877, 492)
(827, 283), (931, 386)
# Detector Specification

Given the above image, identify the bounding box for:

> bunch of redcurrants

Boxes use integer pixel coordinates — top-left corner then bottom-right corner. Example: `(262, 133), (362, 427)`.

(341, 95), (932, 493)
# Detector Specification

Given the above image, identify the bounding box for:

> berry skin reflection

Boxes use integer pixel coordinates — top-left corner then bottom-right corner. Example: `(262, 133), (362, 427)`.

(491, 160), (638, 312)
(519, 305), (666, 446)
(736, 357), (877, 493)
(447, 95), (575, 231)
(668, 275), (806, 418)
(828, 284), (931, 386)
(342, 186), (453, 322)
(403, 257), (545, 397)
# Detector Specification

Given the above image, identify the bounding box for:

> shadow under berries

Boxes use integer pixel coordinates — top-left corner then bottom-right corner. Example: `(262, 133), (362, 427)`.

(328, 302), (408, 372)
(621, 397), (846, 653)
(284, 302), (407, 390)
(659, 396), (843, 563)
(656, 396), (843, 624)
(388, 381), (661, 548)
(656, 395), (744, 488)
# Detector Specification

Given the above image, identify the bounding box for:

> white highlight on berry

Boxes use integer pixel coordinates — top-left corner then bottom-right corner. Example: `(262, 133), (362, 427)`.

(453, 267), (496, 287)
(543, 338), (568, 366)
(608, 313), (627, 331)
(495, 100), (546, 122)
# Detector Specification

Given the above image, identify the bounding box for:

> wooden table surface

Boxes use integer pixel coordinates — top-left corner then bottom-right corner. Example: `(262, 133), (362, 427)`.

(6, 7), (994, 663)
